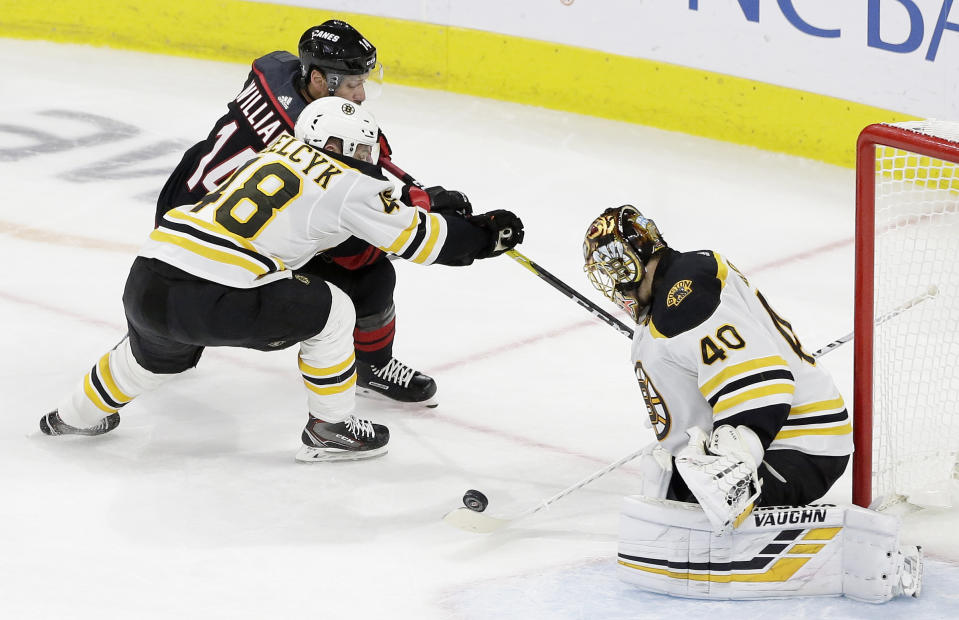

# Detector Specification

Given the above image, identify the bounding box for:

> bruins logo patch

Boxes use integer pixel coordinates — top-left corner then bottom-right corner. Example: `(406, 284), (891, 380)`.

(666, 279), (693, 308)
(635, 361), (670, 440)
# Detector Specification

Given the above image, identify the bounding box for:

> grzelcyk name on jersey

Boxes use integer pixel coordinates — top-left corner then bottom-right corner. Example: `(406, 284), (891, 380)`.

(753, 506), (828, 527)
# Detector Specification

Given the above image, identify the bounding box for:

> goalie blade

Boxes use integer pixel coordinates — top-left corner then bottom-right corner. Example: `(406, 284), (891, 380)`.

(442, 507), (510, 533)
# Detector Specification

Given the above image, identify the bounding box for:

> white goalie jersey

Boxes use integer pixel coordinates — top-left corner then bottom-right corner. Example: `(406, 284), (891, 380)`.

(140, 132), (452, 289)
(631, 250), (853, 459)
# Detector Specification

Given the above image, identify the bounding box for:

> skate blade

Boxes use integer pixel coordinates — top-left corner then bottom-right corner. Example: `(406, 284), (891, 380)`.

(294, 444), (388, 463)
(356, 386), (439, 408)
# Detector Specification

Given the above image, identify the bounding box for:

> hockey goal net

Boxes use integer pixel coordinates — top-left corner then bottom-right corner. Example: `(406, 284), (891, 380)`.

(854, 121), (959, 510)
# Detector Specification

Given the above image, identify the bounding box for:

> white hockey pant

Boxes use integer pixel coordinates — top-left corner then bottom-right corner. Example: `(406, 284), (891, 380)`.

(618, 495), (919, 603)
(58, 336), (172, 427)
(298, 283), (357, 423)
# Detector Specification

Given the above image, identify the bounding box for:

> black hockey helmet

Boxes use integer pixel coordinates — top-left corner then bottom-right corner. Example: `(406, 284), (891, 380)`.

(298, 20), (377, 81)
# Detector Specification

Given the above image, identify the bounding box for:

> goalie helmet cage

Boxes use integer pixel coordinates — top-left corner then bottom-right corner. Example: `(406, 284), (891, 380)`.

(854, 121), (959, 509)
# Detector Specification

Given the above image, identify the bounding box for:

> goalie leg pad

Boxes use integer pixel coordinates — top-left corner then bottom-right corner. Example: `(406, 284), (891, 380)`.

(618, 495), (921, 603)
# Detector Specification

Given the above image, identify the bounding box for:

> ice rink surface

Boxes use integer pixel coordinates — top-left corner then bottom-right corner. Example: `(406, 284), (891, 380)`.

(1, 39), (957, 618)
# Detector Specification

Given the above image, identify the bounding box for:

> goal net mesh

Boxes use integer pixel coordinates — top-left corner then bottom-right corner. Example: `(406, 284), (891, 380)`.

(867, 120), (959, 508)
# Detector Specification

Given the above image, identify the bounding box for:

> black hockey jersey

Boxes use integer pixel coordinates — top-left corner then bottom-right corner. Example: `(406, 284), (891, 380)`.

(156, 51), (308, 222)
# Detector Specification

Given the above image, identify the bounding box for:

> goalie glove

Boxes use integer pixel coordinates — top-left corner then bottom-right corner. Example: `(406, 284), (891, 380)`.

(675, 425), (763, 536)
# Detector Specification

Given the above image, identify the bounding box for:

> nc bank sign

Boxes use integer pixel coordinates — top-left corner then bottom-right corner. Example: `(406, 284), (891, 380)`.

(689, 0), (957, 61)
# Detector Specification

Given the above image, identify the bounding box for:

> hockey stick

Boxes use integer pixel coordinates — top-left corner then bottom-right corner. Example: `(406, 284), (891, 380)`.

(443, 446), (647, 533)
(810, 284), (939, 358)
(505, 250), (636, 338)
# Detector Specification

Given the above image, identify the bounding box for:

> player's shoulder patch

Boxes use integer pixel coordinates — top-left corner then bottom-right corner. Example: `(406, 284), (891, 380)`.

(649, 250), (724, 338)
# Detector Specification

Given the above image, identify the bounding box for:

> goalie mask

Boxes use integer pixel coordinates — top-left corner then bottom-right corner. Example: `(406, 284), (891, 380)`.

(583, 205), (667, 322)
(294, 96), (381, 163)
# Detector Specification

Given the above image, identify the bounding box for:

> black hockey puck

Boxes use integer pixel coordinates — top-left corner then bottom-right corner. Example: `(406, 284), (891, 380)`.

(463, 489), (489, 512)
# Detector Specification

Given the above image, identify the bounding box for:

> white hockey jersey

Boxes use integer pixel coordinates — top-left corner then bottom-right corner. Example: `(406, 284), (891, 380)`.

(631, 250), (853, 459)
(140, 132), (452, 288)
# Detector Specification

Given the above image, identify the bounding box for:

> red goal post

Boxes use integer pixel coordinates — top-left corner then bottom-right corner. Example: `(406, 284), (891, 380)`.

(854, 122), (959, 509)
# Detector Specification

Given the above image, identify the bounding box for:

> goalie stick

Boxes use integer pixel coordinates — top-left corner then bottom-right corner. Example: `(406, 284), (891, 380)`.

(443, 446), (647, 533)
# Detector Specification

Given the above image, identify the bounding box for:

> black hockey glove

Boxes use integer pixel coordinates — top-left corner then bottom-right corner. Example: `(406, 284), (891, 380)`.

(424, 186), (473, 218)
(470, 210), (525, 259)
(402, 184), (473, 218)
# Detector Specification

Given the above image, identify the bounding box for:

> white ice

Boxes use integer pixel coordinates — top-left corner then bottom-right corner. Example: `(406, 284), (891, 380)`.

(0, 39), (957, 619)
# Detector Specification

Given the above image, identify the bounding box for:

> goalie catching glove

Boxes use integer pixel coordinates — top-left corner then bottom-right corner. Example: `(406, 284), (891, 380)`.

(470, 210), (525, 258)
(675, 425), (764, 535)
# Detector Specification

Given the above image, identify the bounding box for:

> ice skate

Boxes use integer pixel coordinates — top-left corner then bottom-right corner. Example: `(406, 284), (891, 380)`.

(356, 357), (438, 407)
(295, 414), (389, 462)
(39, 410), (120, 436)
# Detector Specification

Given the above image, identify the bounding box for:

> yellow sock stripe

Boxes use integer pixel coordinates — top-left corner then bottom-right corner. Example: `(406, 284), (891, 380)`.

(411, 213), (443, 264)
(774, 423), (853, 441)
(83, 374), (118, 414)
(382, 212), (419, 254)
(149, 229), (270, 276)
(303, 373), (357, 396)
(298, 352), (356, 377)
(699, 355), (790, 398)
(96, 353), (132, 404)
(713, 383), (795, 416)
(618, 557), (810, 583)
(789, 397), (845, 416)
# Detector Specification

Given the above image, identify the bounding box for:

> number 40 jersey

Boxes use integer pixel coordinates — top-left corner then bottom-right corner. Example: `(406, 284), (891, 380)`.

(630, 250), (853, 460)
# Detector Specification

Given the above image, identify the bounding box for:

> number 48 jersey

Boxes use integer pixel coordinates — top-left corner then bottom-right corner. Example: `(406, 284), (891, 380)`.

(630, 250), (853, 459)
(139, 133), (482, 289)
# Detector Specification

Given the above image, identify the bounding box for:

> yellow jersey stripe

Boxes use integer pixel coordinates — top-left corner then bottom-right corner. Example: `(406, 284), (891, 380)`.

(149, 230), (269, 276)
(303, 373), (357, 395)
(83, 374), (117, 414)
(790, 397), (845, 416)
(700, 355), (790, 397)
(298, 352), (356, 377)
(774, 423), (853, 441)
(382, 212), (419, 254)
(97, 353), (132, 403)
(713, 383), (795, 415)
(715, 253), (729, 289)
(412, 214), (443, 264)
(166, 209), (259, 253)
